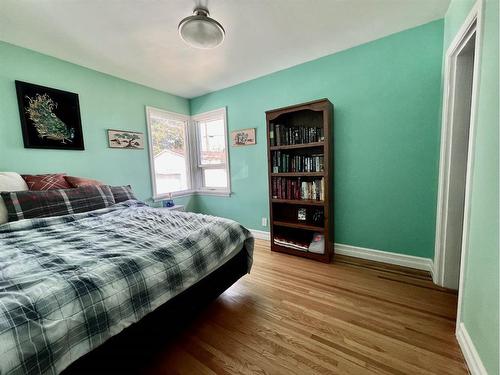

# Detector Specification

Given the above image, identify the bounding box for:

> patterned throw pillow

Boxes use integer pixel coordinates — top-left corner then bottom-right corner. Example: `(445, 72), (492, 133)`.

(110, 185), (137, 203)
(0, 172), (29, 225)
(22, 174), (71, 190)
(64, 175), (103, 188)
(1, 185), (115, 222)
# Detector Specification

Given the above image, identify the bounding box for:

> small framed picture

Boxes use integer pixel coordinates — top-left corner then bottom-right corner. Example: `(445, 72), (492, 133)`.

(107, 129), (145, 149)
(297, 208), (307, 221)
(231, 128), (256, 146)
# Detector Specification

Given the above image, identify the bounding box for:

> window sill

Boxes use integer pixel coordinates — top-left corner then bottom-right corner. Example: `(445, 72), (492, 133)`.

(195, 190), (232, 197)
(153, 190), (195, 201)
(153, 189), (231, 201)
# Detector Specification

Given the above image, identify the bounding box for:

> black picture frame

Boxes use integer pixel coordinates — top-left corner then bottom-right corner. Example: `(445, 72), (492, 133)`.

(15, 80), (85, 150)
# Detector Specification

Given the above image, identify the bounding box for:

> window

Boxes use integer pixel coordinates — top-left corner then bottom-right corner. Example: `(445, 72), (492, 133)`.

(146, 106), (230, 199)
(146, 107), (191, 198)
(193, 109), (230, 191)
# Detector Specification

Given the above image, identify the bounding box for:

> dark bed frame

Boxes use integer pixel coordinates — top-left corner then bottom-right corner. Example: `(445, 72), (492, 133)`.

(64, 247), (249, 374)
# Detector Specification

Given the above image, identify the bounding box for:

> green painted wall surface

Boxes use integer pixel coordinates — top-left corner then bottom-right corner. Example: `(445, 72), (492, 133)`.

(191, 20), (444, 258)
(444, 1), (499, 373)
(0, 41), (194, 208)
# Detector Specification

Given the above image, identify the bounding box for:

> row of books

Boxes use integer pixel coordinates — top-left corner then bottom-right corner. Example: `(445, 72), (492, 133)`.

(272, 151), (324, 173)
(271, 177), (324, 201)
(273, 233), (325, 254)
(270, 124), (324, 146)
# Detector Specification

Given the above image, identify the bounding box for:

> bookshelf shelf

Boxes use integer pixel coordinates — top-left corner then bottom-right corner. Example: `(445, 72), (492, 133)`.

(273, 220), (324, 232)
(266, 98), (333, 263)
(271, 199), (324, 206)
(269, 142), (324, 151)
(271, 172), (325, 177)
(271, 244), (328, 262)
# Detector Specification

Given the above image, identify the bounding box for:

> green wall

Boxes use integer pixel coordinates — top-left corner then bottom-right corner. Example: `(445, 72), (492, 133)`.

(0, 41), (196, 209)
(0, 23), (446, 259)
(444, 1), (499, 373)
(191, 20), (444, 258)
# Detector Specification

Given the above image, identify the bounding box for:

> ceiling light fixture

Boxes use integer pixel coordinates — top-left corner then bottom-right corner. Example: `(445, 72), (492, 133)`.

(178, 7), (225, 49)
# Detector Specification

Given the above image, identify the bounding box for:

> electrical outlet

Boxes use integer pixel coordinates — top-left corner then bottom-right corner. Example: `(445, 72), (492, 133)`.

(261, 217), (267, 227)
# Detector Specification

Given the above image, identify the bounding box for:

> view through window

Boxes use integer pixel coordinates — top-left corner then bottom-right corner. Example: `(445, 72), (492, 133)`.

(147, 107), (229, 198)
(149, 110), (189, 195)
(197, 117), (228, 188)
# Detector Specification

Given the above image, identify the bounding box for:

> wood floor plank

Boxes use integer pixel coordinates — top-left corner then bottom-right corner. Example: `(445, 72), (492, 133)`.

(148, 239), (468, 374)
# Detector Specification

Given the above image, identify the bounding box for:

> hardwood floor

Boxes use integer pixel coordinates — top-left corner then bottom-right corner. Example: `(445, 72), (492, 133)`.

(144, 239), (468, 374)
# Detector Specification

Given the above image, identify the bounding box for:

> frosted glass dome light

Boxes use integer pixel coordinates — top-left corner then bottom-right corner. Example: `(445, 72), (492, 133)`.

(178, 7), (225, 49)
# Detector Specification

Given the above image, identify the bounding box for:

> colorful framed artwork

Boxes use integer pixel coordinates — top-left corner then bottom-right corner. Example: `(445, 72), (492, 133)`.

(107, 129), (145, 149)
(15, 80), (84, 150)
(231, 128), (256, 146)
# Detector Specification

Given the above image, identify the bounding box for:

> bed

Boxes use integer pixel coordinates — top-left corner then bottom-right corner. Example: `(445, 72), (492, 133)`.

(0, 198), (254, 375)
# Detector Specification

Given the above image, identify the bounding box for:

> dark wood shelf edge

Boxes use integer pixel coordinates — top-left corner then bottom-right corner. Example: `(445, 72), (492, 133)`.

(270, 142), (324, 151)
(265, 98), (330, 116)
(271, 172), (325, 177)
(271, 243), (330, 263)
(271, 199), (325, 206)
(273, 221), (324, 232)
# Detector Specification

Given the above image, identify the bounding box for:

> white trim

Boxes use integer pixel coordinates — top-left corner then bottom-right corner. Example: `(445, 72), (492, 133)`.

(154, 190), (232, 202)
(145, 106), (191, 200)
(249, 234), (434, 272)
(456, 323), (487, 375)
(153, 189), (195, 201)
(191, 107), (232, 194)
(335, 243), (434, 273)
(153, 189), (231, 201)
(195, 189), (231, 197)
(455, 0), (484, 330)
(145, 106), (190, 122)
(249, 229), (271, 241)
(433, 0), (484, 292)
(191, 107), (227, 121)
(146, 106), (233, 200)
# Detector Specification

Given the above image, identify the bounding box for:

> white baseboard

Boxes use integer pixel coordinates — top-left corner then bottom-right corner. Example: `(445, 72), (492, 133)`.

(456, 322), (487, 375)
(334, 243), (434, 273)
(249, 229), (270, 241)
(249, 232), (433, 273)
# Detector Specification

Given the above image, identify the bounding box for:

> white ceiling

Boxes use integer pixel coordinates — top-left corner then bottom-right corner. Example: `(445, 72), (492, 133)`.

(0, 0), (450, 98)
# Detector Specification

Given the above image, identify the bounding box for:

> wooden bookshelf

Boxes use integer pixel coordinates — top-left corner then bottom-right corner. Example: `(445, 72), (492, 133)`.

(266, 99), (333, 263)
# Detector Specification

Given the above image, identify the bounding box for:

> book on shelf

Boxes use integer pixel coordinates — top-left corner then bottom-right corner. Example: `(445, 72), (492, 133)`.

(273, 236), (308, 251)
(270, 123), (324, 146)
(271, 151), (324, 173)
(297, 208), (307, 221)
(271, 177), (324, 201)
(273, 233), (324, 254)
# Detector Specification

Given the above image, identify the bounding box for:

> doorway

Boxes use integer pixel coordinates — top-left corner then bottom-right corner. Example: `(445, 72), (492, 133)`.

(434, 1), (483, 298)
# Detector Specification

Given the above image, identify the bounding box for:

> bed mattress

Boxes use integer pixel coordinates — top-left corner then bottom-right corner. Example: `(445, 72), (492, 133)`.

(0, 201), (254, 374)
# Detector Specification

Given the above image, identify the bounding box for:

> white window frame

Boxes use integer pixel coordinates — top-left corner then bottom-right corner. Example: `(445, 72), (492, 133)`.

(191, 107), (231, 196)
(146, 106), (194, 200)
(146, 106), (231, 200)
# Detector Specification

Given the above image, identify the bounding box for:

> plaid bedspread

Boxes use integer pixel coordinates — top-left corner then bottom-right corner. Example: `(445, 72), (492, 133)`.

(0, 201), (253, 375)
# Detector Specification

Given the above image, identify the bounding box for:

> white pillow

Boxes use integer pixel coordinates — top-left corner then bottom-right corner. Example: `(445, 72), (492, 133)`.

(0, 172), (29, 224)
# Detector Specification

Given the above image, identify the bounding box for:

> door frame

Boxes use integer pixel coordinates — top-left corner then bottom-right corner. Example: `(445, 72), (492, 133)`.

(433, 0), (483, 323)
